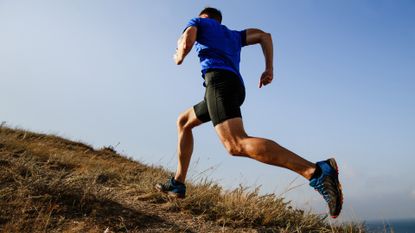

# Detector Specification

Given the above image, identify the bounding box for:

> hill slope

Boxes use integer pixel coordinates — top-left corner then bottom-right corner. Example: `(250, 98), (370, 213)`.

(0, 126), (364, 232)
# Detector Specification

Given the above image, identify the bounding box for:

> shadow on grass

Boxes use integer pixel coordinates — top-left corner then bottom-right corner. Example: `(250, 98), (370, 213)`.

(2, 182), (194, 233)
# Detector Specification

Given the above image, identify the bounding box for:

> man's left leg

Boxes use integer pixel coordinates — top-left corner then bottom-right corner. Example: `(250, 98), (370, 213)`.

(175, 107), (204, 183)
(155, 102), (208, 198)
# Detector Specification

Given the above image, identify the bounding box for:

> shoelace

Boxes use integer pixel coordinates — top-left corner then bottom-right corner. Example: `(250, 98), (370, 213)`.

(161, 179), (174, 190)
(164, 179), (184, 190)
(314, 182), (332, 203)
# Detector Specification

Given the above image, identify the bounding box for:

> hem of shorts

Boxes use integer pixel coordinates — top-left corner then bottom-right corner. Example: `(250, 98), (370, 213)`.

(212, 115), (242, 127)
(193, 105), (210, 123)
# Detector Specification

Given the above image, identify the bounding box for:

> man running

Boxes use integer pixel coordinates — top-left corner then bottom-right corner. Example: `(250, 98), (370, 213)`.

(156, 7), (343, 218)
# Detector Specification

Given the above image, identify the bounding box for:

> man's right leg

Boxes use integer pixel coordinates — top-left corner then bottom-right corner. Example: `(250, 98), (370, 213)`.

(174, 107), (204, 183)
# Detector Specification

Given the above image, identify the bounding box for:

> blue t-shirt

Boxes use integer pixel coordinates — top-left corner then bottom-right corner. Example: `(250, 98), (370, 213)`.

(184, 18), (247, 83)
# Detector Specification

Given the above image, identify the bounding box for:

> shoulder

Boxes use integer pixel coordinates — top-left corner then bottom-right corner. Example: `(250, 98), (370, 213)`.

(186, 17), (200, 27)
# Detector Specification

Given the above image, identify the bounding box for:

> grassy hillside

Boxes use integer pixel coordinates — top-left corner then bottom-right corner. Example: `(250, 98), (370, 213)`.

(0, 125), (365, 232)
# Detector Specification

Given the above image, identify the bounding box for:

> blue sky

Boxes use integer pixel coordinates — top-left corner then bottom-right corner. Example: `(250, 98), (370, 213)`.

(1, 0), (414, 221)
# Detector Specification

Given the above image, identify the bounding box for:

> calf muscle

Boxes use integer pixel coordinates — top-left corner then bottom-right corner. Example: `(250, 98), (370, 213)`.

(215, 118), (316, 179)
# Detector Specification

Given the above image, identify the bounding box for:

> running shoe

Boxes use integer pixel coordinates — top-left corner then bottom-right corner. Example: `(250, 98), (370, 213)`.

(155, 177), (186, 199)
(309, 158), (343, 218)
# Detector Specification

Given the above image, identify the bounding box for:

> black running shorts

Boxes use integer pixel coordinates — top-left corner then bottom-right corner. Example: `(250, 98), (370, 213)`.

(193, 69), (246, 126)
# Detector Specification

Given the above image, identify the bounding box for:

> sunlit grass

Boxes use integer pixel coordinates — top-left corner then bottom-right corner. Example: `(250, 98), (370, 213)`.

(0, 125), (374, 232)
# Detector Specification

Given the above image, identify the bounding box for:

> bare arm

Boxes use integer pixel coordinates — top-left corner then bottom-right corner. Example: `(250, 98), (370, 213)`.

(245, 28), (274, 88)
(174, 26), (197, 65)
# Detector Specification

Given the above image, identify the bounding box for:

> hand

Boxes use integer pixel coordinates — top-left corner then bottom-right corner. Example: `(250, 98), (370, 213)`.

(173, 49), (183, 65)
(259, 69), (273, 88)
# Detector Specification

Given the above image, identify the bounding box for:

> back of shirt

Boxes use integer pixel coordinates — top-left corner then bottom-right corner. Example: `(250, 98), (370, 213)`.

(185, 18), (247, 82)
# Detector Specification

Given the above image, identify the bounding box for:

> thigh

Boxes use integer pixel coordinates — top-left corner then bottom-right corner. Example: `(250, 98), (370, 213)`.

(214, 117), (248, 145)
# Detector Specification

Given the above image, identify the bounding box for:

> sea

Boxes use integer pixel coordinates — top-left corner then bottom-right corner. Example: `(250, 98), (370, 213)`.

(365, 219), (415, 233)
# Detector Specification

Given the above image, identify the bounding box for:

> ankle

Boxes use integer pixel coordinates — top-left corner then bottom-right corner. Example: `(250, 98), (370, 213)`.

(174, 175), (185, 184)
(308, 165), (321, 180)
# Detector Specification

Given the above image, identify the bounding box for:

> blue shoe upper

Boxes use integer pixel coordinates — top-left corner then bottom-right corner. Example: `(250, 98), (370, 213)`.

(168, 177), (186, 194)
(309, 160), (338, 204)
(315, 160), (337, 178)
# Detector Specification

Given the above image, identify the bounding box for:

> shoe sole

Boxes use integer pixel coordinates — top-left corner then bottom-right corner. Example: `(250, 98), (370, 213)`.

(327, 158), (343, 219)
(154, 185), (185, 199)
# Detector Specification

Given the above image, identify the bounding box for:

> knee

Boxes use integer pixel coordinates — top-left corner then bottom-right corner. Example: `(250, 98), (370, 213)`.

(177, 112), (192, 131)
(223, 141), (244, 157)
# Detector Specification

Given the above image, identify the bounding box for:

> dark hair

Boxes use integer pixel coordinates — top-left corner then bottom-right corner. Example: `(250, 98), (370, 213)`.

(199, 7), (222, 23)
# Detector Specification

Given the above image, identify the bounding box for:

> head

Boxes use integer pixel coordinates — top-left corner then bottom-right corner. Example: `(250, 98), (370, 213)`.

(199, 7), (222, 23)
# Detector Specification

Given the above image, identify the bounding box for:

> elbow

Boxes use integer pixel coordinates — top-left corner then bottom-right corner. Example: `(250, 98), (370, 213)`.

(262, 32), (272, 41)
(258, 32), (272, 46)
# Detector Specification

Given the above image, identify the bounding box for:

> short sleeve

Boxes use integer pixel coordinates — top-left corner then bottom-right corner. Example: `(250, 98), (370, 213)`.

(183, 18), (199, 32)
(240, 30), (247, 47)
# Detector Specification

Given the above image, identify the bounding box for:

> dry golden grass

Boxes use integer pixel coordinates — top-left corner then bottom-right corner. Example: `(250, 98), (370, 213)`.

(0, 125), (369, 232)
